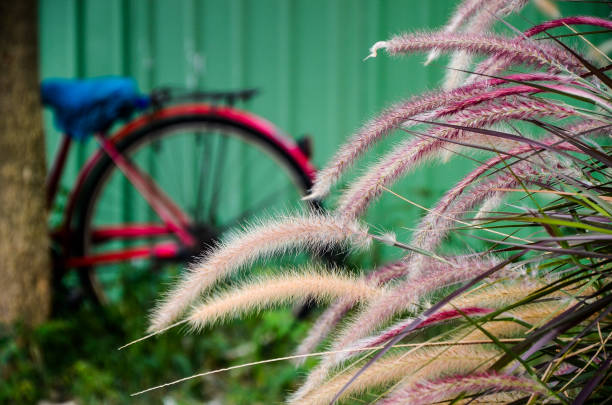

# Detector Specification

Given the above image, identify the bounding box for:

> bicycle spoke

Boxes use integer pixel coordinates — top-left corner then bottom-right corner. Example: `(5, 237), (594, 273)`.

(194, 132), (211, 222)
(206, 134), (228, 224)
(148, 140), (161, 223)
(218, 183), (295, 232)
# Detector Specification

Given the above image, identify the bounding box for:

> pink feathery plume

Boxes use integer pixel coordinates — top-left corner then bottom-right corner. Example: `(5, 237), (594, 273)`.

(337, 98), (575, 220)
(565, 118), (612, 137)
(306, 73), (567, 200)
(378, 371), (549, 405)
(524, 16), (612, 38)
(367, 31), (583, 74)
(438, 81), (612, 116)
(442, 0), (529, 89)
(474, 16), (612, 80)
(186, 270), (382, 332)
(439, 85), (545, 116)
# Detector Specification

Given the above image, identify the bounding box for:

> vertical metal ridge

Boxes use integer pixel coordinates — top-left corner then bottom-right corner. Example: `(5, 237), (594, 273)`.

(148, 0), (156, 88)
(74, 0), (85, 79)
(328, 0), (340, 151)
(287, 0), (297, 140)
(73, 0), (86, 170)
(120, 0), (131, 76)
(193, 0), (203, 89)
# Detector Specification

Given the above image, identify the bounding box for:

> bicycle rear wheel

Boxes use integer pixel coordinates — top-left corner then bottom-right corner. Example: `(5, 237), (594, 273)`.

(71, 108), (315, 305)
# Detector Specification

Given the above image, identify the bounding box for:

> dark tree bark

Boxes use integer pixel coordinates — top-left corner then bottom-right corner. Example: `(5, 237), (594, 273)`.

(0, 1), (51, 326)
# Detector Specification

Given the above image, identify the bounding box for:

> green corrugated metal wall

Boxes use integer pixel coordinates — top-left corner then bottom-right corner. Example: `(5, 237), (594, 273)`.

(39, 0), (609, 263)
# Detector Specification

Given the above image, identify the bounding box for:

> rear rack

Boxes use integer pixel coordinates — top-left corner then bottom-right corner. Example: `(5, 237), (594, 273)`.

(150, 87), (259, 108)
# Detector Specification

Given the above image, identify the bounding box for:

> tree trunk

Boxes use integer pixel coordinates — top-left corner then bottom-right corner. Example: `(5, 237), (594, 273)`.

(0, 1), (51, 326)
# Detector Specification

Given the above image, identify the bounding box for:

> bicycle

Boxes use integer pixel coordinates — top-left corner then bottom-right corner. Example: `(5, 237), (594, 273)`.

(43, 76), (318, 306)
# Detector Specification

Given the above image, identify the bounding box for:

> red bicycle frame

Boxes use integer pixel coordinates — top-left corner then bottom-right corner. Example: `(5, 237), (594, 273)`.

(48, 104), (316, 268)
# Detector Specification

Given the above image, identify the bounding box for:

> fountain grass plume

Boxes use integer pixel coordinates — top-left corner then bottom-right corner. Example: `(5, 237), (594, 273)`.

(473, 16), (612, 82)
(336, 98), (576, 220)
(437, 82), (611, 116)
(148, 212), (371, 333)
(292, 345), (503, 405)
(378, 371), (549, 405)
(291, 278), (583, 402)
(329, 255), (502, 351)
(523, 16), (612, 39)
(186, 268), (384, 332)
(366, 31), (583, 74)
(305, 73), (568, 201)
(290, 256), (509, 402)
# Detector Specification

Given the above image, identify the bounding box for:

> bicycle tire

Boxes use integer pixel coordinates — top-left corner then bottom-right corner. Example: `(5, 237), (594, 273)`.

(71, 107), (316, 306)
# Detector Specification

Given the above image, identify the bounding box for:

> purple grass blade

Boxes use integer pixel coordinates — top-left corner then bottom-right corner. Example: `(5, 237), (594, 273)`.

(572, 356), (612, 404)
(462, 233), (612, 259)
(409, 117), (611, 168)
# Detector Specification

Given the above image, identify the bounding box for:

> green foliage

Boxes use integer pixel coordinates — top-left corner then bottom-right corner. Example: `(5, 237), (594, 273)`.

(0, 269), (314, 404)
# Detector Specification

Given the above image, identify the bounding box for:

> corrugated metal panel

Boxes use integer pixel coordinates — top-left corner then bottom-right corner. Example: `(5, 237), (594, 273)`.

(39, 0), (608, 262)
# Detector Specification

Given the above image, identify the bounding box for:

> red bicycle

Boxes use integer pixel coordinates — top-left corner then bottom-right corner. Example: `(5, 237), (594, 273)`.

(44, 77), (317, 305)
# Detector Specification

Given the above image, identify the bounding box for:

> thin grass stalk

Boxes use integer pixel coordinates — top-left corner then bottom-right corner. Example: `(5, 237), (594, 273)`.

(409, 147), (581, 264)
(335, 307), (493, 366)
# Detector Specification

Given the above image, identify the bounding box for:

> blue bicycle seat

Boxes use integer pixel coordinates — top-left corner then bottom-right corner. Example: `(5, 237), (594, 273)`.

(41, 77), (150, 140)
